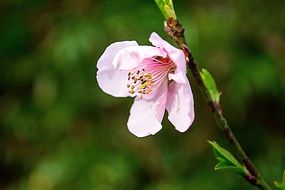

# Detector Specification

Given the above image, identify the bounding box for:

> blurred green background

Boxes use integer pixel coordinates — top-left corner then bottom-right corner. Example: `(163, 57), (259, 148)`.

(0, 0), (284, 189)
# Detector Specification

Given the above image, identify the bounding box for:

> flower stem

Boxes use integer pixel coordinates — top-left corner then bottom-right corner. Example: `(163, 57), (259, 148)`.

(164, 17), (272, 190)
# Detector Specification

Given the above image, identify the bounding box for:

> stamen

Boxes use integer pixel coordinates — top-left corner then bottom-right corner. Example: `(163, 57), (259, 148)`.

(127, 56), (176, 98)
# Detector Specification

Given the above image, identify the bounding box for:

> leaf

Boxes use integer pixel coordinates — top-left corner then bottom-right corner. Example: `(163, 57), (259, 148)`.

(208, 141), (249, 177)
(275, 182), (285, 190)
(154, 0), (176, 19)
(274, 170), (285, 190)
(200, 68), (221, 103)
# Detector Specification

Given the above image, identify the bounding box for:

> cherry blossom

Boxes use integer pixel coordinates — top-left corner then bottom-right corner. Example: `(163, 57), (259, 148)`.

(97, 32), (194, 137)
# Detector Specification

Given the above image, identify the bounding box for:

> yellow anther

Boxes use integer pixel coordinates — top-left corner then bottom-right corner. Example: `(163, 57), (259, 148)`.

(127, 69), (155, 97)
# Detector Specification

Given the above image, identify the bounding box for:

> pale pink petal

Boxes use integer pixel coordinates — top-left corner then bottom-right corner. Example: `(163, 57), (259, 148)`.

(97, 41), (138, 71)
(167, 48), (187, 76)
(112, 46), (167, 70)
(127, 89), (168, 137)
(149, 32), (176, 53)
(168, 71), (187, 84)
(149, 32), (187, 82)
(166, 80), (195, 132)
(96, 41), (138, 97)
(153, 83), (168, 122)
(97, 69), (132, 97)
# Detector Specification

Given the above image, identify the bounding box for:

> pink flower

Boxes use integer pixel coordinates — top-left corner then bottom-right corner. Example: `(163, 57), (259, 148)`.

(96, 32), (194, 137)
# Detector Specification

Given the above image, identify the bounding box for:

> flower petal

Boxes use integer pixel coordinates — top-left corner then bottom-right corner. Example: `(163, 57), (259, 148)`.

(166, 80), (195, 132)
(112, 45), (167, 70)
(96, 41), (138, 97)
(149, 32), (176, 54)
(168, 71), (187, 84)
(97, 41), (138, 71)
(97, 69), (132, 97)
(127, 89), (168, 137)
(149, 32), (187, 83)
(167, 49), (187, 83)
(153, 82), (168, 122)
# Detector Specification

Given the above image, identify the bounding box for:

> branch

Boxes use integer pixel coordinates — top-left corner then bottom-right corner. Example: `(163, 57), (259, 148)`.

(164, 17), (272, 190)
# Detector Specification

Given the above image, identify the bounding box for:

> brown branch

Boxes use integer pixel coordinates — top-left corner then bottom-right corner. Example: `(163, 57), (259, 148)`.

(164, 17), (272, 190)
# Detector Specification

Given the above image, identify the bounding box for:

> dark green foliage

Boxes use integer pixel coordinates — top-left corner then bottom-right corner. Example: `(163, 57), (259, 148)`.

(0, 0), (284, 189)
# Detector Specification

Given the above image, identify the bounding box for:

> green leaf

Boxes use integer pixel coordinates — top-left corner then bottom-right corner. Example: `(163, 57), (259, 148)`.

(275, 182), (285, 190)
(154, 0), (176, 19)
(208, 141), (249, 177)
(274, 170), (285, 190)
(200, 68), (221, 103)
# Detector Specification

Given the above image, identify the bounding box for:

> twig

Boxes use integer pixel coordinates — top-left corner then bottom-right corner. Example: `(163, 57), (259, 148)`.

(164, 17), (272, 190)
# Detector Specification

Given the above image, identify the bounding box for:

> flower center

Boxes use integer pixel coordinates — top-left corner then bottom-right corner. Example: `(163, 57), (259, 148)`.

(127, 56), (176, 98)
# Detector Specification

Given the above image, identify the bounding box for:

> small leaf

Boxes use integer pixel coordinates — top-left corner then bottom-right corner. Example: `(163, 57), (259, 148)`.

(215, 162), (246, 176)
(154, 0), (177, 19)
(208, 141), (249, 176)
(200, 69), (221, 103)
(274, 170), (285, 190)
(275, 182), (285, 190)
